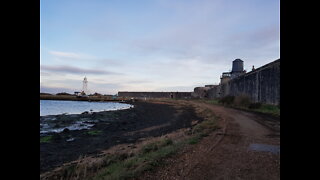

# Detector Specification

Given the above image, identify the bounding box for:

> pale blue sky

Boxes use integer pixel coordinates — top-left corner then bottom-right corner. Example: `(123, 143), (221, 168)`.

(40, 0), (280, 94)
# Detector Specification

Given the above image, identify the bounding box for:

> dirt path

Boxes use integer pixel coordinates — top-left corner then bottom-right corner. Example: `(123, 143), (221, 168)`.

(138, 101), (280, 180)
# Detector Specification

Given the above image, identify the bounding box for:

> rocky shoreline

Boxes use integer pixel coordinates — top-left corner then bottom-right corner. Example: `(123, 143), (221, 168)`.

(40, 100), (203, 173)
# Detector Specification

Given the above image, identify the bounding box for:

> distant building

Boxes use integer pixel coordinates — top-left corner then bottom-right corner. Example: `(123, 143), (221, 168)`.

(74, 91), (81, 96)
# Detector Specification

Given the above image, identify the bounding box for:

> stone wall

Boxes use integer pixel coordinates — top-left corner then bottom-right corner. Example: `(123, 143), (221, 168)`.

(118, 59), (280, 104)
(208, 59), (280, 105)
(118, 91), (192, 99)
(193, 87), (210, 98)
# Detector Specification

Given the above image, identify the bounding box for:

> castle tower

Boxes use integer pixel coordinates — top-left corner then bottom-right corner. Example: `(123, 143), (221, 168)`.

(220, 72), (231, 84)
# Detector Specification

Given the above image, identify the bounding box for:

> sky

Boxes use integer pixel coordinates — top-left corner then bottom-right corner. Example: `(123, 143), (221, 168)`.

(40, 0), (280, 95)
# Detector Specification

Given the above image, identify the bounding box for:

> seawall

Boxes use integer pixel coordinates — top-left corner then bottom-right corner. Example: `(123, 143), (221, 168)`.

(208, 59), (280, 105)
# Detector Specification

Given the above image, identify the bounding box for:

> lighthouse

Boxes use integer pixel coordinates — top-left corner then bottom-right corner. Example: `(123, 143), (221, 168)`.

(82, 76), (88, 95)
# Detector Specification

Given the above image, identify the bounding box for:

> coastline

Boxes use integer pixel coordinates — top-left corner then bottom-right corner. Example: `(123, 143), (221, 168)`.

(40, 100), (204, 173)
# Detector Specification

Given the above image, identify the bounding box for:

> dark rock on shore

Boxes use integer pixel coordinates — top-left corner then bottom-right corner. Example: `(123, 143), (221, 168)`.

(81, 111), (89, 114)
(62, 128), (70, 133)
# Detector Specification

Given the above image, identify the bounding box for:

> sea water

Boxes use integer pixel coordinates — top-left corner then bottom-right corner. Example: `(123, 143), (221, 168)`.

(40, 100), (133, 116)
(40, 100), (133, 135)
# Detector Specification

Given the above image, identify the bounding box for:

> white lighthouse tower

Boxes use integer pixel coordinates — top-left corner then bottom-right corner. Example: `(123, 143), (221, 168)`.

(82, 76), (88, 95)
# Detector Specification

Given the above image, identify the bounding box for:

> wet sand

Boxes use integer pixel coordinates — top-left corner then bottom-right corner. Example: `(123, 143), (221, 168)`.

(40, 100), (203, 173)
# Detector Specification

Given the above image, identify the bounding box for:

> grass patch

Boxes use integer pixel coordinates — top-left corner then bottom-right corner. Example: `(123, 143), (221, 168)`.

(206, 99), (219, 105)
(40, 135), (53, 143)
(200, 97), (280, 117)
(87, 130), (103, 136)
(91, 138), (180, 180)
(188, 108), (219, 145)
(252, 104), (280, 116)
(193, 118), (218, 134)
(187, 135), (202, 144)
(141, 138), (173, 154)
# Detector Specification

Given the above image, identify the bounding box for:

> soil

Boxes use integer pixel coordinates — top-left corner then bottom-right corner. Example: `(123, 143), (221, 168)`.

(136, 100), (280, 180)
(40, 100), (204, 173)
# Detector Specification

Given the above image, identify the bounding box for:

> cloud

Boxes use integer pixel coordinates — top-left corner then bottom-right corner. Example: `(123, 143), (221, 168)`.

(154, 85), (199, 92)
(97, 58), (125, 67)
(48, 50), (96, 60)
(40, 85), (75, 94)
(40, 0), (279, 94)
(41, 78), (124, 95)
(41, 65), (122, 75)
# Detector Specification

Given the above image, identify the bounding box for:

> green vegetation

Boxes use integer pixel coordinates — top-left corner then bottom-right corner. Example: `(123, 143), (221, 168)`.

(252, 104), (280, 116)
(141, 138), (173, 153)
(87, 130), (103, 136)
(218, 95), (235, 105)
(201, 95), (280, 117)
(40, 135), (53, 143)
(187, 134), (203, 144)
(206, 99), (219, 105)
(92, 139), (181, 180)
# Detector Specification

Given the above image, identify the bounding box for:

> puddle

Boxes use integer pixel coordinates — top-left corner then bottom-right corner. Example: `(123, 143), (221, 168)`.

(248, 143), (280, 154)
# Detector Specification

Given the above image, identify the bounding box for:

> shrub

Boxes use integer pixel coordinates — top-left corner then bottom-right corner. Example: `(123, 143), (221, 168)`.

(248, 102), (262, 109)
(218, 96), (235, 105)
(233, 95), (251, 107)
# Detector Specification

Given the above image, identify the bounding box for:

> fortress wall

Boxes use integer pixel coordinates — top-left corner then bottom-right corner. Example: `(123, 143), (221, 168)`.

(207, 86), (220, 99)
(209, 59), (280, 105)
(193, 87), (210, 98)
(119, 59), (279, 104)
(118, 91), (192, 99)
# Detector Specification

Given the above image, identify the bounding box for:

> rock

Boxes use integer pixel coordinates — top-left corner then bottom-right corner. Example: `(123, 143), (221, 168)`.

(82, 111), (89, 114)
(66, 138), (75, 142)
(62, 128), (70, 133)
(191, 120), (199, 126)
